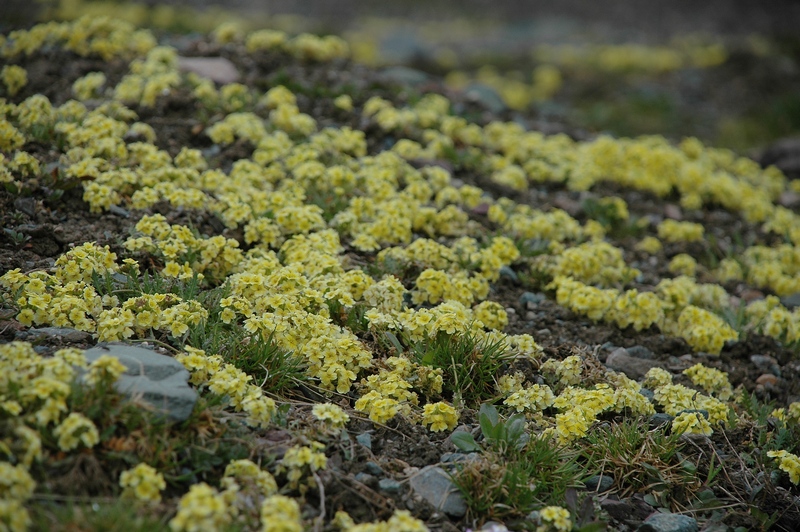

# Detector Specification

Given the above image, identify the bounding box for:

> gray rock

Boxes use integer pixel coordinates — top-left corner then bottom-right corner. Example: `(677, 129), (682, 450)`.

(606, 348), (664, 380)
(583, 474), (614, 492)
(781, 292), (800, 310)
(750, 355), (781, 376)
(519, 291), (546, 308)
(601, 498), (653, 523)
(639, 388), (655, 402)
(378, 66), (429, 87)
(499, 266), (519, 283)
(378, 478), (402, 494)
(649, 413), (674, 429)
(409, 465), (467, 517)
(354, 472), (377, 488)
(440, 452), (481, 464)
(627, 345), (656, 359)
(365, 461), (384, 476)
(464, 83), (506, 114)
(82, 344), (197, 422)
(638, 513), (698, 532)
(26, 327), (91, 343)
(178, 56), (239, 84)
(356, 432), (372, 450)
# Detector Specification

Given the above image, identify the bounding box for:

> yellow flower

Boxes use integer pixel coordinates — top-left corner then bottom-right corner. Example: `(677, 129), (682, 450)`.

(53, 412), (99, 451)
(422, 402), (458, 432)
(169, 483), (230, 532)
(120, 463), (166, 503)
(768, 450), (800, 484)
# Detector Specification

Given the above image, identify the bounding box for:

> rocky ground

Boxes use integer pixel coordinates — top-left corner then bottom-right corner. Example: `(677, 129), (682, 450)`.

(2, 5), (800, 532)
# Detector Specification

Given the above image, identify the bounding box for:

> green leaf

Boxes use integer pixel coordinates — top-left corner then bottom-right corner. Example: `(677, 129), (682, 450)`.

(451, 431), (481, 453)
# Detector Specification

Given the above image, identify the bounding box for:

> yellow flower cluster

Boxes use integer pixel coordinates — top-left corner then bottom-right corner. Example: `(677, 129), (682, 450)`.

(551, 385), (616, 443)
(312, 403), (351, 432)
(552, 240), (640, 286)
(1, 16), (156, 61)
(53, 411), (100, 451)
(672, 305), (738, 354)
(113, 46), (180, 107)
(744, 295), (800, 344)
(0, 462), (35, 531)
(1, 64), (27, 96)
(333, 509), (429, 532)
(72, 71), (107, 100)
(767, 450), (800, 484)
(657, 219), (705, 243)
(504, 384), (556, 415)
(671, 412), (713, 436)
(683, 363), (733, 401)
(541, 355), (584, 387)
(668, 253), (698, 277)
(119, 463), (166, 503)
(279, 442), (328, 489)
(536, 505), (573, 532)
(421, 401), (459, 432)
(84, 354), (128, 387)
(261, 494), (303, 532)
(742, 244), (800, 296)
(221, 459), (278, 498)
(646, 368), (730, 433)
(175, 347), (277, 428)
(169, 483), (231, 532)
(533, 40), (727, 74)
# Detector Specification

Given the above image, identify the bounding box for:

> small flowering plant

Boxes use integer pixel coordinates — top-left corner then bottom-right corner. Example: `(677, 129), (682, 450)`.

(119, 463), (166, 504)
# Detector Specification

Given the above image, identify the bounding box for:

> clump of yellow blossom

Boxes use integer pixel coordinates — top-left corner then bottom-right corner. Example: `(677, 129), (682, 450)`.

(768, 450), (800, 484)
(169, 483), (230, 532)
(1, 65), (27, 96)
(261, 494), (302, 532)
(672, 411), (713, 436)
(657, 219), (704, 243)
(683, 363), (733, 400)
(84, 354), (128, 387)
(422, 401), (459, 432)
(312, 403), (350, 433)
(636, 236), (663, 254)
(53, 412), (100, 451)
(119, 463), (166, 503)
(536, 505), (572, 532)
(280, 442), (328, 491)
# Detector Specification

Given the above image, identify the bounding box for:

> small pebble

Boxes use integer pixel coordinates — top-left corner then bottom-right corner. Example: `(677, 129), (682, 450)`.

(756, 374), (779, 386)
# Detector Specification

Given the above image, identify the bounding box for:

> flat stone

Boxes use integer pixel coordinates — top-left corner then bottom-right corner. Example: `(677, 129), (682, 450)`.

(365, 462), (384, 476)
(638, 513), (698, 532)
(756, 373), (779, 386)
(82, 344), (197, 422)
(750, 355), (780, 376)
(499, 266), (519, 283)
(780, 292), (800, 309)
(583, 474), (614, 492)
(606, 348), (664, 380)
(378, 478), (402, 494)
(649, 413), (674, 429)
(520, 292), (546, 308)
(378, 66), (429, 87)
(600, 497), (653, 523)
(26, 327), (91, 343)
(464, 83), (506, 114)
(409, 465), (467, 517)
(178, 56), (240, 84)
(356, 432), (372, 450)
(627, 345), (656, 360)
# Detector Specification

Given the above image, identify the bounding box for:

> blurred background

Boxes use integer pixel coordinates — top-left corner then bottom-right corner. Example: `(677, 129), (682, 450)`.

(4, 0), (800, 156)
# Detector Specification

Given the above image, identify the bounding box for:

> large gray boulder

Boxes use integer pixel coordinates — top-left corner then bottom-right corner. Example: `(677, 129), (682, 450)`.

(82, 344), (198, 423)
